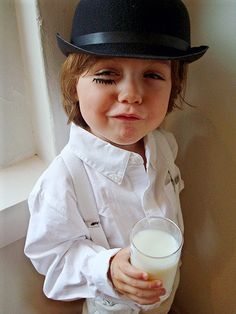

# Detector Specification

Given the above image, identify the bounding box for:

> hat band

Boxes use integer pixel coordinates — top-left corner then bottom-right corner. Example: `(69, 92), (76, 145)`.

(73, 32), (189, 51)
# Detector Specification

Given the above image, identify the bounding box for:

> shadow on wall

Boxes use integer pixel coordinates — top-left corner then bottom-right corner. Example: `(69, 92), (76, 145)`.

(165, 1), (236, 313)
(170, 110), (236, 314)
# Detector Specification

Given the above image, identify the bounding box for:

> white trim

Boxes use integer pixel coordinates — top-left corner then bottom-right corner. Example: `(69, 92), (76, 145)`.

(0, 201), (29, 249)
(0, 156), (46, 210)
(14, 0), (56, 163)
(0, 156), (47, 248)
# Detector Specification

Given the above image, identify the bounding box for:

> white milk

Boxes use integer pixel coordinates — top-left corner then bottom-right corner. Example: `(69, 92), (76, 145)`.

(131, 229), (180, 294)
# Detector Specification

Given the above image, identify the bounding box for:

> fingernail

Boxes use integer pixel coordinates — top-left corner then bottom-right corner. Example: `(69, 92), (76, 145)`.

(142, 272), (149, 280)
(160, 288), (166, 295)
(156, 280), (162, 287)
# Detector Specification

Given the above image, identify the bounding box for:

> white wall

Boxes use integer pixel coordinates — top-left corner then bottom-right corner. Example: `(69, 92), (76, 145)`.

(165, 1), (236, 313)
(0, 0), (35, 167)
(0, 0), (58, 249)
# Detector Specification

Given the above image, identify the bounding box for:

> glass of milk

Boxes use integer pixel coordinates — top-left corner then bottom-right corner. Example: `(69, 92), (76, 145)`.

(130, 216), (183, 299)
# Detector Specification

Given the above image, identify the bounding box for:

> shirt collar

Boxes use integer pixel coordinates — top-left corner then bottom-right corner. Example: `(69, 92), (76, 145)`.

(144, 132), (158, 171)
(67, 124), (158, 184)
(147, 128), (171, 172)
(68, 124), (130, 184)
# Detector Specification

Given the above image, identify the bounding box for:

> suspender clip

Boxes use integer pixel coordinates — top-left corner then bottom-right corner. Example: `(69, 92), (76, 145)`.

(85, 220), (100, 228)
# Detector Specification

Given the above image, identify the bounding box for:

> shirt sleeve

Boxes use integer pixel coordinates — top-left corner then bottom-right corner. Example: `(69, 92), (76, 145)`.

(24, 157), (121, 301)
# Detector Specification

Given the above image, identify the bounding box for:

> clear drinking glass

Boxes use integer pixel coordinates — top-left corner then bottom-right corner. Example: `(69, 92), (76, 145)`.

(130, 216), (183, 298)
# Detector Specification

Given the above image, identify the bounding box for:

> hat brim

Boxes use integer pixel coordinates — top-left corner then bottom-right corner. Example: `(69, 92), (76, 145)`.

(56, 33), (208, 63)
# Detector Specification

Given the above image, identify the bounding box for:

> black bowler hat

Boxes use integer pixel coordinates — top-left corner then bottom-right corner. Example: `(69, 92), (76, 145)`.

(56, 0), (208, 63)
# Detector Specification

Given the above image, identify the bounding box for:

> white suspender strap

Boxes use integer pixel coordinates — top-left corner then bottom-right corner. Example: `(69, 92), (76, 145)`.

(61, 146), (110, 249)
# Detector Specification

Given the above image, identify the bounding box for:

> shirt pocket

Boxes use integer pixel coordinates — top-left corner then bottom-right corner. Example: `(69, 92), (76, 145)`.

(163, 171), (179, 219)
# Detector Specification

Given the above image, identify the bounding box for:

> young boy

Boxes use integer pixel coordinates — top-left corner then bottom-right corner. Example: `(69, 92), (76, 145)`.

(25, 1), (208, 313)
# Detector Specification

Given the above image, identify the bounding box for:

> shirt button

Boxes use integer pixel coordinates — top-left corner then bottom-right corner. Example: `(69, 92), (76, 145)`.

(109, 174), (120, 182)
(130, 154), (143, 165)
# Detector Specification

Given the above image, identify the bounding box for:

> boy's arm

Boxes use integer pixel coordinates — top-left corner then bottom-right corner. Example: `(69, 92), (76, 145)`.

(24, 185), (120, 301)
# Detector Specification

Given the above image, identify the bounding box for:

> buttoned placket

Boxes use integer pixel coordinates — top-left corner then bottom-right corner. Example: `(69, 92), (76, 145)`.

(127, 153), (149, 207)
(127, 152), (162, 220)
(142, 157), (166, 219)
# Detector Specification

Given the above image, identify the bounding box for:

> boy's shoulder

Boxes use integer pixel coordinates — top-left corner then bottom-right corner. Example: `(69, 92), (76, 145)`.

(36, 154), (71, 184)
(153, 128), (178, 160)
(29, 153), (75, 204)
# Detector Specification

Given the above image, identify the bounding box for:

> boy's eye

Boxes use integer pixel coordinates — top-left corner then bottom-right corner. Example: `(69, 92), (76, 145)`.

(144, 73), (165, 80)
(93, 70), (117, 85)
(93, 78), (116, 85)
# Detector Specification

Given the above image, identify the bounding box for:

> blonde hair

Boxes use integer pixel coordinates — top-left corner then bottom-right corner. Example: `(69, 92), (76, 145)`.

(60, 53), (188, 126)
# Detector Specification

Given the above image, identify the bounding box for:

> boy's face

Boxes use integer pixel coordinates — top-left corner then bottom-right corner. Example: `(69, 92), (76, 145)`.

(76, 57), (171, 152)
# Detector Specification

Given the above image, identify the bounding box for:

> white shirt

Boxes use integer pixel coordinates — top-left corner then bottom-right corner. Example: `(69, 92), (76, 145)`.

(24, 124), (184, 305)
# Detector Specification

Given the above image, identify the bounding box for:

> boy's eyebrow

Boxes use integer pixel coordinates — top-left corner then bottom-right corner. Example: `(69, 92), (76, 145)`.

(147, 60), (171, 67)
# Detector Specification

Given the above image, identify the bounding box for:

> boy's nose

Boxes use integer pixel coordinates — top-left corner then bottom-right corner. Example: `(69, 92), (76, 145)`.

(118, 81), (142, 105)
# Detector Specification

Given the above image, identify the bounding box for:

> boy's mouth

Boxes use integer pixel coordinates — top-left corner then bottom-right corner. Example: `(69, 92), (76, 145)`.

(112, 113), (144, 121)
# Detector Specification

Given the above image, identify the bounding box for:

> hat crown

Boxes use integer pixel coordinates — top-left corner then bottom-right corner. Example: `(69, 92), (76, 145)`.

(56, 0), (208, 62)
(71, 0), (190, 46)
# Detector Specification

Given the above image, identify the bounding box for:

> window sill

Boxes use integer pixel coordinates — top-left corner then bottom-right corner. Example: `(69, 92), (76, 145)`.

(0, 156), (47, 248)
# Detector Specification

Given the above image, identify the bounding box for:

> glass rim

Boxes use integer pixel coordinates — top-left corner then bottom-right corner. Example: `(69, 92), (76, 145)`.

(130, 216), (183, 259)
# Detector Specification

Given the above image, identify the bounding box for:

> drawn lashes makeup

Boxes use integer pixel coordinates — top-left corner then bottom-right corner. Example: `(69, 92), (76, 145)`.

(92, 78), (116, 85)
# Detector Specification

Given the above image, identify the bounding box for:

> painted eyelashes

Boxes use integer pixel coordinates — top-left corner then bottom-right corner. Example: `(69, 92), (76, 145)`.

(93, 78), (116, 85)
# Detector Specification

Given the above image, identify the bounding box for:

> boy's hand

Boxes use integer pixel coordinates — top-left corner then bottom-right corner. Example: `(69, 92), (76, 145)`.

(108, 247), (166, 305)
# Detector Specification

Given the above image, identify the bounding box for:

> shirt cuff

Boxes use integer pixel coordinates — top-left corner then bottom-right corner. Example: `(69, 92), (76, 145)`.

(90, 248), (121, 298)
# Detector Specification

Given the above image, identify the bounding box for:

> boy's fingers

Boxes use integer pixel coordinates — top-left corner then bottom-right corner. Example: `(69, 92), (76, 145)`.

(121, 263), (148, 280)
(110, 247), (163, 288)
(116, 250), (148, 280)
(116, 270), (162, 290)
(115, 280), (166, 304)
(110, 248), (146, 280)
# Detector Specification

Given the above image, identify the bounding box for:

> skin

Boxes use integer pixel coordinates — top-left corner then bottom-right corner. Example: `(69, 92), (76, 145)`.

(76, 57), (172, 304)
